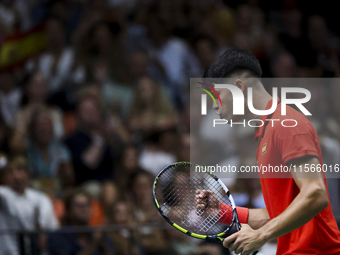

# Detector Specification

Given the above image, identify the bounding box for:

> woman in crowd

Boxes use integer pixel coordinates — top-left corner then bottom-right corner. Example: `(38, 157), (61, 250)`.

(48, 189), (114, 255)
(128, 76), (177, 134)
(107, 200), (145, 255)
(114, 145), (144, 191)
(10, 72), (64, 153)
(127, 170), (167, 255)
(26, 107), (74, 186)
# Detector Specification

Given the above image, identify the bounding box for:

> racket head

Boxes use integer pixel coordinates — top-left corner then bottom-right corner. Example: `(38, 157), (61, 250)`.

(152, 162), (240, 241)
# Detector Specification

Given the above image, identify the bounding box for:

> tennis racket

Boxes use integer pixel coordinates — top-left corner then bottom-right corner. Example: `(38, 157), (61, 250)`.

(152, 162), (258, 255)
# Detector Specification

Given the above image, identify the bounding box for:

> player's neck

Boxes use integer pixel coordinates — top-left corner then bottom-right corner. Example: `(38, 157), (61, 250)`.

(246, 87), (273, 120)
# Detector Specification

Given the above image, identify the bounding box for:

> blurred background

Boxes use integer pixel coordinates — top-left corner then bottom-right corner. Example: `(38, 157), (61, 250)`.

(0, 0), (339, 254)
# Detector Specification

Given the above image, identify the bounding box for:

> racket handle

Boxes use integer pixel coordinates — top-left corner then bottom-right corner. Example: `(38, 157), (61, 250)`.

(225, 225), (238, 235)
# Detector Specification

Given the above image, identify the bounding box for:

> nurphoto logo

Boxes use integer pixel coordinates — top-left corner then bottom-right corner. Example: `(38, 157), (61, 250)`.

(197, 83), (312, 128)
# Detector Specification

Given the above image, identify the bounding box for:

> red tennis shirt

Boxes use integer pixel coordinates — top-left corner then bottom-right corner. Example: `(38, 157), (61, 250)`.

(255, 98), (340, 255)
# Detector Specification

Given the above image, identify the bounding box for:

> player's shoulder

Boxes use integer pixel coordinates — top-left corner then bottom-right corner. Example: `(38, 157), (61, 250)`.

(270, 105), (317, 139)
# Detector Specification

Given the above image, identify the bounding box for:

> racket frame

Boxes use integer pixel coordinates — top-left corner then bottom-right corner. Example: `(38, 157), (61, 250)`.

(152, 161), (240, 242)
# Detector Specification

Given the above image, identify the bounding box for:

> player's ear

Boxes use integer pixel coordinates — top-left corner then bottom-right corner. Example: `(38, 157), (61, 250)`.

(234, 79), (246, 93)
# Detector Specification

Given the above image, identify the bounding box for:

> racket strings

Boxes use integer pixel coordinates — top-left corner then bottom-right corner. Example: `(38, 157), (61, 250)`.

(199, 212), (221, 232)
(155, 164), (234, 235)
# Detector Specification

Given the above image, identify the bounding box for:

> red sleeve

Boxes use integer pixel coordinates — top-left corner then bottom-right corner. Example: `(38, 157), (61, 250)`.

(218, 202), (249, 224)
(274, 123), (319, 165)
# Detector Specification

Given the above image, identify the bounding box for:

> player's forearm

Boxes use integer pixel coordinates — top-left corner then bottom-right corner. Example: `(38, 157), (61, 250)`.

(257, 182), (328, 242)
(247, 208), (270, 229)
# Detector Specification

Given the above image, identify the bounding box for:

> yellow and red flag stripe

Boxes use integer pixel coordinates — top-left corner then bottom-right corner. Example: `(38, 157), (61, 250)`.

(0, 24), (47, 71)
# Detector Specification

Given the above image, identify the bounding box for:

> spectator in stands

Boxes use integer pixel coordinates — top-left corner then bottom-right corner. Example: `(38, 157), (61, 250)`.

(115, 145), (144, 191)
(0, 71), (22, 128)
(48, 189), (113, 255)
(108, 200), (144, 255)
(144, 14), (200, 90)
(86, 22), (126, 79)
(13, 72), (64, 141)
(0, 1), (25, 35)
(128, 76), (177, 134)
(271, 51), (298, 78)
(91, 57), (134, 119)
(0, 155), (59, 255)
(10, 104), (74, 186)
(36, 17), (85, 94)
(177, 132), (190, 162)
(64, 95), (114, 185)
(127, 51), (149, 82)
(50, 182), (116, 227)
(307, 15), (337, 76)
(194, 239), (230, 255)
(193, 35), (219, 75)
(138, 129), (176, 176)
(26, 107), (74, 183)
(100, 181), (119, 216)
(127, 171), (167, 255)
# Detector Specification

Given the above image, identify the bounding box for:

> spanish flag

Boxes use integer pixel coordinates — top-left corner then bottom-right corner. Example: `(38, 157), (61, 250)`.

(0, 24), (47, 71)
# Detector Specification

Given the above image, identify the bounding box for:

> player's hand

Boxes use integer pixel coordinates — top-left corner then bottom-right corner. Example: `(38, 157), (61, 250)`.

(223, 224), (266, 255)
(195, 189), (221, 216)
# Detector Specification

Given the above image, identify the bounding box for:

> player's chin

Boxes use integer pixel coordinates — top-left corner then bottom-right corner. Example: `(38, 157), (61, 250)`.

(230, 115), (244, 123)
(219, 113), (228, 120)
(221, 114), (232, 122)
(220, 115), (231, 124)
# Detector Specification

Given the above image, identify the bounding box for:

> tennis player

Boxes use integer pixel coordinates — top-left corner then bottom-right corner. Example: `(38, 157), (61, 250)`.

(195, 49), (340, 255)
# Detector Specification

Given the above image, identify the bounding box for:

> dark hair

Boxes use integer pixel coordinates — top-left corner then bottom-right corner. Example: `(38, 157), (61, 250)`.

(45, 15), (67, 32)
(203, 49), (262, 78)
(127, 170), (154, 188)
(192, 34), (218, 51)
(61, 188), (92, 226)
(27, 106), (52, 142)
(4, 155), (30, 175)
(106, 199), (130, 223)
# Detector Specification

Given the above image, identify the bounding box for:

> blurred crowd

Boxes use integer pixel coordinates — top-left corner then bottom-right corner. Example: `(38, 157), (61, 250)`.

(0, 0), (340, 255)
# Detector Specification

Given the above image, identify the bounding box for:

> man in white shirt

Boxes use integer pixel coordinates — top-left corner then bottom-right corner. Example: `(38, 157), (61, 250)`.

(0, 155), (59, 255)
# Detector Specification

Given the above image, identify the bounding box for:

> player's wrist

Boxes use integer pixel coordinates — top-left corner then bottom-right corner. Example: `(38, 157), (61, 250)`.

(236, 206), (249, 224)
(218, 204), (249, 225)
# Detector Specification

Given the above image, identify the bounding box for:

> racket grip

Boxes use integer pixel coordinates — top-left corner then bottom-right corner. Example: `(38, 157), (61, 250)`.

(225, 225), (238, 235)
